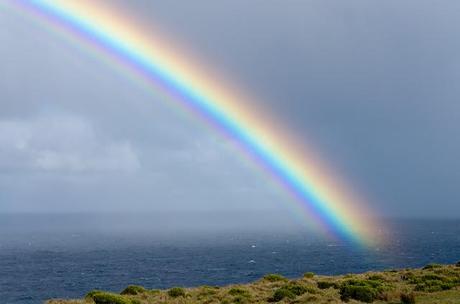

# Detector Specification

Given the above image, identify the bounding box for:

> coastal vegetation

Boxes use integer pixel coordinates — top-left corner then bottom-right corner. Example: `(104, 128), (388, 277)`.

(47, 262), (460, 304)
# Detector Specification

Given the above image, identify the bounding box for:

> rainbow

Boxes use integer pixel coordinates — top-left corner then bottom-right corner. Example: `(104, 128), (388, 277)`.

(6, 0), (379, 245)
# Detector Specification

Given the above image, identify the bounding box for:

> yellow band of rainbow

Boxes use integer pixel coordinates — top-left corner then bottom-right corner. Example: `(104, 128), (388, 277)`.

(9, 0), (380, 246)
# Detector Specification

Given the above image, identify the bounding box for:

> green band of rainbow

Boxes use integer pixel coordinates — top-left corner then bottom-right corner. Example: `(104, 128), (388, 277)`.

(9, 0), (379, 246)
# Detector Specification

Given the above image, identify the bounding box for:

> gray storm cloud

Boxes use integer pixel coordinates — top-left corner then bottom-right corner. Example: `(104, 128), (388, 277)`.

(1, 0), (459, 219)
(0, 112), (140, 173)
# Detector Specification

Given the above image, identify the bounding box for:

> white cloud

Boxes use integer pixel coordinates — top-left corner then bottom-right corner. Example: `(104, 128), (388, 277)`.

(0, 112), (140, 173)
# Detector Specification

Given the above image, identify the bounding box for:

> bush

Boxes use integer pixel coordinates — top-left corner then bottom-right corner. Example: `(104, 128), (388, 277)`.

(284, 284), (309, 296)
(86, 290), (105, 299)
(367, 274), (386, 281)
(423, 263), (442, 270)
(267, 284), (309, 302)
(339, 279), (386, 303)
(85, 291), (132, 304)
(303, 272), (315, 278)
(414, 280), (455, 292)
(400, 292), (416, 304)
(421, 274), (444, 281)
(120, 285), (146, 295)
(228, 288), (250, 297)
(168, 287), (186, 297)
(268, 288), (295, 302)
(340, 285), (377, 303)
(456, 261), (460, 267)
(263, 274), (288, 282)
(317, 281), (338, 289)
(409, 271), (459, 292)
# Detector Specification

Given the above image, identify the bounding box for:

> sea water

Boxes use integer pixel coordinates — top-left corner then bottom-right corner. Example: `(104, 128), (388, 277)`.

(1, 214), (459, 304)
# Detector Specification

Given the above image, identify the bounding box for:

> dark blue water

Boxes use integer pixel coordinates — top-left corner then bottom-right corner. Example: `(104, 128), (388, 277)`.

(1, 215), (459, 304)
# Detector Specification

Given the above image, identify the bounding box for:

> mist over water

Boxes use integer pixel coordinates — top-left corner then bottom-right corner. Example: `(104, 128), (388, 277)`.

(0, 211), (313, 242)
(1, 213), (459, 304)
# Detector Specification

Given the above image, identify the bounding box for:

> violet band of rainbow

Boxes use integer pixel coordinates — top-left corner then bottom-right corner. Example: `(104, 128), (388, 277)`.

(8, 0), (380, 246)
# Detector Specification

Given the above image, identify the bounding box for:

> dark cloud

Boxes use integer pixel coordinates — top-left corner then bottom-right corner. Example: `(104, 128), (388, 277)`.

(0, 111), (140, 173)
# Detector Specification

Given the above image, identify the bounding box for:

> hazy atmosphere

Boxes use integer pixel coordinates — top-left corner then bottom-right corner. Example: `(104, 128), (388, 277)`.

(1, 0), (460, 220)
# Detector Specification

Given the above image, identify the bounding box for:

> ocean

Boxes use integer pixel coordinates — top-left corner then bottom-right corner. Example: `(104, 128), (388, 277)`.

(1, 214), (459, 304)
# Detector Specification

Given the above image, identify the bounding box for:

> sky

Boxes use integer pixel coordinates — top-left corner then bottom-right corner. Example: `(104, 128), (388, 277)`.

(0, 0), (459, 220)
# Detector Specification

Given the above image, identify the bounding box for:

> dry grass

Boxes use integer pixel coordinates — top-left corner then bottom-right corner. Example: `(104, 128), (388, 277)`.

(46, 263), (460, 304)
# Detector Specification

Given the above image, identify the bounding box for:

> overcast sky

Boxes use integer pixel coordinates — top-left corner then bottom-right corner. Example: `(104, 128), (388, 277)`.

(0, 0), (459, 219)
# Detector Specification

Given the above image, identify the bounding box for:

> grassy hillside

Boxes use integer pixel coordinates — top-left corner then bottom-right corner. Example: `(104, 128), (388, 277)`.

(47, 262), (460, 304)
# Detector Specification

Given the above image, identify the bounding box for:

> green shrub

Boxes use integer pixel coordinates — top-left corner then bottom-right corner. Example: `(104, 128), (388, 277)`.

(421, 274), (444, 281)
(400, 292), (416, 304)
(364, 280), (382, 289)
(267, 284), (309, 302)
(268, 288), (295, 302)
(263, 274), (288, 282)
(167, 287), (186, 298)
(285, 284), (309, 296)
(317, 281), (338, 289)
(423, 263), (442, 270)
(409, 271), (459, 292)
(413, 281), (437, 292)
(85, 291), (132, 304)
(120, 285), (146, 295)
(367, 274), (386, 281)
(303, 272), (315, 278)
(414, 280), (455, 292)
(228, 287), (251, 303)
(408, 277), (423, 284)
(340, 285), (377, 303)
(443, 282), (457, 290)
(228, 288), (250, 297)
(86, 290), (106, 299)
(339, 279), (385, 303)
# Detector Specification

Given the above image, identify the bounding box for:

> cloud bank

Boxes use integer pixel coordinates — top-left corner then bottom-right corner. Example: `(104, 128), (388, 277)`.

(0, 112), (140, 173)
